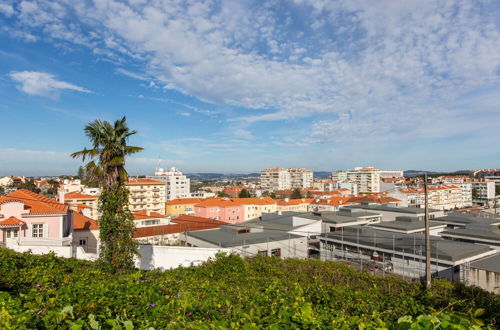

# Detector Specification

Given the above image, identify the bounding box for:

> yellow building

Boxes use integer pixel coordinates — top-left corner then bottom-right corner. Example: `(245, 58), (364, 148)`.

(64, 192), (100, 220)
(165, 198), (202, 216)
(126, 178), (166, 215)
(232, 197), (277, 221)
(276, 198), (313, 213)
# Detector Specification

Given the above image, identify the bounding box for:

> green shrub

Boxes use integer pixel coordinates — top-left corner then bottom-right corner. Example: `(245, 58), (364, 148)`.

(0, 248), (498, 329)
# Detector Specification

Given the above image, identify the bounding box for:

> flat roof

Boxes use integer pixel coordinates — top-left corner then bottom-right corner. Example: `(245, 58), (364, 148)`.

(319, 226), (492, 262)
(321, 212), (380, 224)
(188, 228), (302, 247)
(440, 229), (500, 242)
(369, 219), (446, 232)
(344, 204), (441, 214)
(470, 253), (500, 273)
(434, 214), (500, 226)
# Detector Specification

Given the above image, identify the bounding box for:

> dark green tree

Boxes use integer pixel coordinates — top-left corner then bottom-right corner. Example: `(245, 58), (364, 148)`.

(71, 116), (143, 272)
(238, 188), (251, 198)
(217, 191), (230, 198)
(290, 188), (302, 199)
(472, 188), (479, 200)
(269, 192), (277, 199)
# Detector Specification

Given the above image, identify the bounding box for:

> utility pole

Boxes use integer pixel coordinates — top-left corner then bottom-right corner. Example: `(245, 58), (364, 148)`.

(424, 174), (432, 289)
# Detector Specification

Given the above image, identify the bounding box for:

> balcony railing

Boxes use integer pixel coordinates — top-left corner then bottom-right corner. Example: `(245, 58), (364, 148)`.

(131, 201), (147, 205)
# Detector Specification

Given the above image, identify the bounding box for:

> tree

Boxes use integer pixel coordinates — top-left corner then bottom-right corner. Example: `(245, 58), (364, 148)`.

(217, 191), (230, 198)
(71, 116), (143, 272)
(238, 188), (251, 198)
(472, 188), (479, 200)
(291, 188), (302, 199)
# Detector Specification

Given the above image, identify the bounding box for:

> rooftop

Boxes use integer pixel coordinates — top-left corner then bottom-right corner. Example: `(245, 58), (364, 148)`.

(344, 204), (440, 214)
(0, 189), (69, 215)
(368, 217), (446, 232)
(470, 253), (500, 273)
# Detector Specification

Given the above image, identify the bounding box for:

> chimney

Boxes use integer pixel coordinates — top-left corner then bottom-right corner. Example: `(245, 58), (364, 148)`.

(146, 210), (151, 216)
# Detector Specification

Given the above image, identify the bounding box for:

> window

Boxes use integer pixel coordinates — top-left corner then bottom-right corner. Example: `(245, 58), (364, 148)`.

(271, 248), (281, 257)
(257, 250), (268, 256)
(6, 229), (18, 238)
(79, 238), (87, 246)
(32, 224), (43, 238)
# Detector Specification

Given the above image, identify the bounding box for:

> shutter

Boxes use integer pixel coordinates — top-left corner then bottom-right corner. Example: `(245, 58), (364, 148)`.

(43, 223), (49, 238)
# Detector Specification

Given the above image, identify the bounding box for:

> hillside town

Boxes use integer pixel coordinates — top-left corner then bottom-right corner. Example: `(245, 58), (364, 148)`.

(1, 166), (499, 293)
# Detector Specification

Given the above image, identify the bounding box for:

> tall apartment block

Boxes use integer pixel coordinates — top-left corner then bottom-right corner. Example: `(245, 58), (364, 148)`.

(260, 168), (313, 190)
(147, 167), (191, 201)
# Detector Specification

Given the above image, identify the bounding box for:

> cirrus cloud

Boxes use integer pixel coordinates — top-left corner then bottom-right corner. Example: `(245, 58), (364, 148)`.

(9, 71), (91, 99)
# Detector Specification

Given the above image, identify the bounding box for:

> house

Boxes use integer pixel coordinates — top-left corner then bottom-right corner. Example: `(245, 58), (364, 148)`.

(277, 198), (313, 212)
(72, 211), (99, 255)
(309, 196), (352, 212)
(134, 214), (227, 245)
(133, 210), (170, 227)
(194, 198), (245, 223)
(166, 198), (202, 216)
(319, 226), (496, 282)
(0, 189), (73, 257)
(231, 197), (277, 221)
(63, 192), (100, 220)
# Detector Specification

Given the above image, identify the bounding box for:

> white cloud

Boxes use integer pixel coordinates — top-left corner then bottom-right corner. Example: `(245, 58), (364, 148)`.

(0, 3), (14, 17)
(5, 0), (500, 145)
(9, 71), (91, 99)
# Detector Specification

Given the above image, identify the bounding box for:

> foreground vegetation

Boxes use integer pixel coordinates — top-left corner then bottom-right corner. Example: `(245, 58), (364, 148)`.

(0, 248), (498, 329)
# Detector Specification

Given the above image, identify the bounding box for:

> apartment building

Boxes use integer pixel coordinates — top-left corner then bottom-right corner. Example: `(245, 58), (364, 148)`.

(231, 197), (277, 221)
(471, 180), (496, 206)
(389, 184), (471, 210)
(260, 168), (291, 190)
(63, 192), (100, 220)
(260, 168), (313, 190)
(147, 167), (191, 201)
(194, 198), (245, 223)
(126, 178), (166, 215)
(346, 167), (381, 193)
(289, 168), (313, 188)
(277, 198), (313, 213)
(165, 198), (202, 216)
(379, 170), (404, 178)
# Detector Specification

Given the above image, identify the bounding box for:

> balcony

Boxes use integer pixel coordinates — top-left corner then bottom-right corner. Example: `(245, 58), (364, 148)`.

(152, 188), (161, 192)
(153, 194), (161, 198)
(131, 201), (147, 205)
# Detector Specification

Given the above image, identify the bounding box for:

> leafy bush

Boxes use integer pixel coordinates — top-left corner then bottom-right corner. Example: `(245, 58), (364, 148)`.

(0, 248), (498, 329)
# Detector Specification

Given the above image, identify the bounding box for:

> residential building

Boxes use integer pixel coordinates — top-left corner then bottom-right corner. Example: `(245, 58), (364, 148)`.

(231, 197), (277, 221)
(260, 168), (313, 190)
(309, 197), (353, 213)
(133, 210), (170, 227)
(331, 170), (347, 181)
(0, 176), (13, 187)
(277, 198), (313, 213)
(165, 198), (202, 216)
(346, 167), (381, 193)
(194, 198), (245, 223)
(63, 192), (100, 220)
(147, 167), (191, 201)
(0, 189), (73, 253)
(471, 180), (496, 206)
(72, 211), (99, 255)
(260, 168), (291, 190)
(289, 168), (313, 188)
(126, 178), (166, 215)
(389, 184), (470, 210)
(471, 169), (500, 186)
(347, 194), (401, 206)
(379, 170), (404, 178)
(319, 226), (496, 282)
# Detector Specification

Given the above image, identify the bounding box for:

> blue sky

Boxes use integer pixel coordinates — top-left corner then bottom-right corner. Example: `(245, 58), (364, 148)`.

(1, 0), (500, 175)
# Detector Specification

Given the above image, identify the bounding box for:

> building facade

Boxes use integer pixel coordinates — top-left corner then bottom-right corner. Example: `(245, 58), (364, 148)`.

(147, 167), (191, 201)
(126, 179), (166, 215)
(346, 167), (381, 193)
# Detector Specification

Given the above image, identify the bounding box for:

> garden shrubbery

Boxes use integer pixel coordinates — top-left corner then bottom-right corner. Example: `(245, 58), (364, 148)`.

(0, 248), (498, 329)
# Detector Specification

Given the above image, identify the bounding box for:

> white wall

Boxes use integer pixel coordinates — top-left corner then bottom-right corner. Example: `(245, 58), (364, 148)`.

(8, 244), (72, 258)
(135, 245), (231, 270)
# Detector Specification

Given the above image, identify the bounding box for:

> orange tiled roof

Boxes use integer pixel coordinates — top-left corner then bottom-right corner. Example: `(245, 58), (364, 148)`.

(195, 198), (242, 207)
(311, 196), (352, 206)
(133, 210), (166, 220)
(231, 197), (276, 205)
(348, 195), (400, 204)
(126, 178), (164, 186)
(65, 192), (99, 200)
(172, 214), (230, 226)
(133, 216), (226, 238)
(277, 198), (313, 206)
(72, 211), (99, 230)
(166, 198), (202, 205)
(0, 189), (69, 215)
(0, 216), (25, 227)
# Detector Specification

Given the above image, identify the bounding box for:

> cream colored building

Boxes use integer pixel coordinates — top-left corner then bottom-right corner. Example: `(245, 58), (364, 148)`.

(64, 192), (100, 220)
(260, 168), (291, 190)
(289, 168), (313, 188)
(126, 179), (166, 215)
(346, 167), (381, 193)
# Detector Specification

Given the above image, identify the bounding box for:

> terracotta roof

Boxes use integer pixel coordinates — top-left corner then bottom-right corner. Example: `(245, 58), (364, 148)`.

(166, 198), (202, 205)
(231, 197), (276, 205)
(0, 216), (25, 227)
(0, 189), (69, 215)
(195, 198), (242, 207)
(65, 192), (99, 200)
(348, 195), (401, 204)
(277, 198), (314, 206)
(72, 212), (99, 230)
(126, 178), (164, 186)
(133, 210), (166, 220)
(311, 197), (352, 206)
(76, 203), (91, 210)
(133, 216), (226, 238)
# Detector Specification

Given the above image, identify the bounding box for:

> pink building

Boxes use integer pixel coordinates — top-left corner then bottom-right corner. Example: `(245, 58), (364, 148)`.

(194, 198), (245, 224)
(0, 189), (73, 247)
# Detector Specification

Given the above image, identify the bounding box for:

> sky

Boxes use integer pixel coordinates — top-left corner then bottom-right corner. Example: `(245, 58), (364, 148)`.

(1, 0), (500, 176)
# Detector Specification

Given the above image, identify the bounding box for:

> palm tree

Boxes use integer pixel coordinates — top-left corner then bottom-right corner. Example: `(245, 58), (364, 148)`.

(71, 116), (143, 272)
(71, 117), (143, 189)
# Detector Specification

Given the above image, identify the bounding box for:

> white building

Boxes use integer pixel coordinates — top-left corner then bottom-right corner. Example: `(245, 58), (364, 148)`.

(260, 168), (291, 190)
(379, 170), (404, 178)
(289, 168), (313, 188)
(471, 180), (496, 206)
(147, 167), (191, 201)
